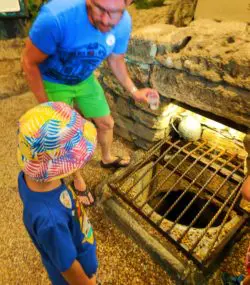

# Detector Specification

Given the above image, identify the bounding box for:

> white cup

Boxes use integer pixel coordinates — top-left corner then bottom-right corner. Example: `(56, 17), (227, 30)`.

(148, 93), (159, 110)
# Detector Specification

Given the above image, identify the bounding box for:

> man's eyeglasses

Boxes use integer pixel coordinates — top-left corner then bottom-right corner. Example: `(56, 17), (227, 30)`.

(91, 1), (125, 20)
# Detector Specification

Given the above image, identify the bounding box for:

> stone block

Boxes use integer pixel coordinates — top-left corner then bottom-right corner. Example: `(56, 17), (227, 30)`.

(114, 125), (133, 142)
(130, 106), (171, 130)
(127, 62), (151, 86)
(113, 112), (135, 131)
(113, 111), (168, 142)
(202, 128), (246, 157)
(155, 20), (250, 90)
(131, 24), (178, 45)
(132, 136), (155, 150)
(132, 24), (190, 55)
(134, 122), (167, 142)
(127, 38), (157, 64)
(116, 96), (131, 117)
(102, 75), (128, 99)
(150, 65), (250, 128)
(105, 91), (117, 111)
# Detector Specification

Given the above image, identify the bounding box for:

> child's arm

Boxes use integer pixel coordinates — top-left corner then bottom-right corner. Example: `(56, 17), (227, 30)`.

(38, 224), (97, 285)
(241, 175), (250, 202)
(61, 259), (96, 285)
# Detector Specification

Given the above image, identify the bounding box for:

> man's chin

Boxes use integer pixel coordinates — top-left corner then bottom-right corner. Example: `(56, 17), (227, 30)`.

(96, 23), (112, 33)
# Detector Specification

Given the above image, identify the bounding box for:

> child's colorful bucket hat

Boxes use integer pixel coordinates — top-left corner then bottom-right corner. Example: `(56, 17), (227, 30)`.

(17, 102), (97, 182)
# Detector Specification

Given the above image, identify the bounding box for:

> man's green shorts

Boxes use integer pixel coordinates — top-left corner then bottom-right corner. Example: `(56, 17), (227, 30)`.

(43, 74), (110, 118)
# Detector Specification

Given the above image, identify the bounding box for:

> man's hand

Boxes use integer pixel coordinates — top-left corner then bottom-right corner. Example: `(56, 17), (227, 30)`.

(132, 88), (160, 105)
(107, 54), (160, 107)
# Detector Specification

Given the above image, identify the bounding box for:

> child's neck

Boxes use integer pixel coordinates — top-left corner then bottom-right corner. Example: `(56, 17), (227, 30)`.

(24, 174), (62, 192)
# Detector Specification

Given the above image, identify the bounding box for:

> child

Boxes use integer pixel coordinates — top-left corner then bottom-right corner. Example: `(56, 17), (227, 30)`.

(222, 134), (250, 285)
(17, 102), (98, 285)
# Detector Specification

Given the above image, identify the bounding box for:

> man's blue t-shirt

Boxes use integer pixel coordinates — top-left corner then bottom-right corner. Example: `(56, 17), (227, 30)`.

(29, 0), (132, 85)
(18, 172), (97, 285)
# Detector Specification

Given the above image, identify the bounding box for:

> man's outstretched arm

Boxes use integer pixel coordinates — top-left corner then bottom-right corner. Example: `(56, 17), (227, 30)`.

(107, 53), (159, 104)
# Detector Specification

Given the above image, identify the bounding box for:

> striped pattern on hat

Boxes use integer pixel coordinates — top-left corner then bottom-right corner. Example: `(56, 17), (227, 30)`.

(17, 102), (97, 182)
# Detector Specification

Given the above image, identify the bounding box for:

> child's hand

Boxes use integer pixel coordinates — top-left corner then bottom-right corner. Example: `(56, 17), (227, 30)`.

(61, 260), (97, 285)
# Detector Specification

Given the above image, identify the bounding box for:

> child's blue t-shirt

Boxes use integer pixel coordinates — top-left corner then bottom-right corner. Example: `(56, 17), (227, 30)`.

(29, 0), (132, 85)
(18, 172), (97, 285)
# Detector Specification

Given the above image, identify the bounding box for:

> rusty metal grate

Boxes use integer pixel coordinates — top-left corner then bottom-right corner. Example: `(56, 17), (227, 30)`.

(109, 138), (249, 272)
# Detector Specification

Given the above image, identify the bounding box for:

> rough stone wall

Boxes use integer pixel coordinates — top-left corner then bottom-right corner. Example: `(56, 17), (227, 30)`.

(99, 19), (250, 149)
(166, 0), (198, 27)
(98, 63), (173, 150)
(1, 20), (249, 150)
(0, 38), (28, 98)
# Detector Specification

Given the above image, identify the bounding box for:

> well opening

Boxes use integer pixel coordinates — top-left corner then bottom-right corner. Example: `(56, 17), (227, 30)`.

(109, 136), (248, 271)
(149, 189), (228, 228)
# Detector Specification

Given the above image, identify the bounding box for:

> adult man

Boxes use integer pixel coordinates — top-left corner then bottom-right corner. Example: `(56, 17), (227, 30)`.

(22, 0), (159, 205)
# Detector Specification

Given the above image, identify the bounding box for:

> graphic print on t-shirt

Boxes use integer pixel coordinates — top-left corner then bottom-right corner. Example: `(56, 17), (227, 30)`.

(68, 185), (95, 245)
(43, 43), (106, 85)
(59, 190), (72, 209)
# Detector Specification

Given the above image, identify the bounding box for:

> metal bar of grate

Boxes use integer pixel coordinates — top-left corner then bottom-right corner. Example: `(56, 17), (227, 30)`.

(108, 138), (248, 270)
(174, 142), (244, 183)
(202, 183), (243, 264)
(204, 212), (248, 271)
(167, 153), (236, 235)
(111, 139), (166, 187)
(108, 182), (205, 268)
(125, 139), (185, 196)
(189, 168), (244, 254)
(176, 160), (244, 246)
(157, 148), (226, 226)
(134, 141), (207, 211)
(148, 144), (218, 220)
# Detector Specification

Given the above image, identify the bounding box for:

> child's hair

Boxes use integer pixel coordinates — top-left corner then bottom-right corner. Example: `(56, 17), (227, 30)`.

(17, 102), (97, 182)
